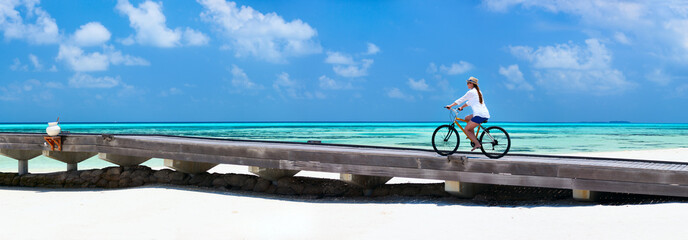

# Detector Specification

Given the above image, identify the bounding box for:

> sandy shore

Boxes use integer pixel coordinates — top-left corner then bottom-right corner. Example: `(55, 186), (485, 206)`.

(1, 149), (687, 240)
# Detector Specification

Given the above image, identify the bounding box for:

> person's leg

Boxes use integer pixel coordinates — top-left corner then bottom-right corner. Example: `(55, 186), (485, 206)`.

(464, 114), (473, 122)
(465, 121), (482, 151)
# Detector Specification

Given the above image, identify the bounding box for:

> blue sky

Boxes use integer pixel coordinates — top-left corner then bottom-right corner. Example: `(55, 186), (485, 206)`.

(1, 0), (688, 123)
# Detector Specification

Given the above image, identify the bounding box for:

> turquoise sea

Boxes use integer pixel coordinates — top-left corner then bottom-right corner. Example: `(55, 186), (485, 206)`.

(1, 122), (687, 172)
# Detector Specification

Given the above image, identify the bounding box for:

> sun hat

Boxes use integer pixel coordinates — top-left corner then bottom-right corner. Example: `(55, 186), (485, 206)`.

(467, 76), (479, 85)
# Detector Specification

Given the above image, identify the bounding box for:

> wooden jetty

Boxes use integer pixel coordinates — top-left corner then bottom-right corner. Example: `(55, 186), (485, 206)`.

(1, 132), (687, 201)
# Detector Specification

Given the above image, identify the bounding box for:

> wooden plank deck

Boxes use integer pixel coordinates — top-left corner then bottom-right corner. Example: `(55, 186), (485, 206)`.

(1, 133), (688, 197)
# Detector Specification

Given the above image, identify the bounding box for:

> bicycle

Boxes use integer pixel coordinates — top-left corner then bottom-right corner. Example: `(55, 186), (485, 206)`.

(432, 107), (511, 158)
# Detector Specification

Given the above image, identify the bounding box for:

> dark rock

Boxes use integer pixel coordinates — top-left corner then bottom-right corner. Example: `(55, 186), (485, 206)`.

(322, 182), (348, 197)
(154, 169), (172, 183)
(169, 172), (186, 185)
(103, 167), (122, 181)
(265, 185), (277, 194)
(370, 188), (389, 197)
(212, 178), (228, 187)
(91, 169), (104, 178)
(0, 173), (18, 186)
(419, 184), (447, 197)
(276, 177), (304, 194)
(131, 176), (146, 185)
(132, 169), (150, 179)
(241, 178), (256, 191)
(12, 176), (20, 185)
(65, 172), (84, 187)
(253, 178), (271, 192)
(199, 175), (215, 187)
(107, 181), (119, 188)
(188, 173), (210, 185)
(302, 186), (322, 196)
(129, 179), (144, 187)
(120, 170), (132, 179)
(275, 187), (297, 195)
(345, 188), (364, 197)
(224, 174), (246, 187)
(20, 174), (38, 187)
(54, 172), (69, 186)
(96, 179), (108, 188)
(118, 178), (131, 188)
(406, 186), (421, 196)
(79, 171), (91, 180)
(89, 174), (101, 184)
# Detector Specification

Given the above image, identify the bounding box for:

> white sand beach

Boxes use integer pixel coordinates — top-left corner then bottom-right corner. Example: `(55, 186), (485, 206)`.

(1, 149), (687, 240)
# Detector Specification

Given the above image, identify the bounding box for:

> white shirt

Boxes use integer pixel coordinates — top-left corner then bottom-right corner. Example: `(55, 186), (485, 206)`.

(454, 88), (490, 118)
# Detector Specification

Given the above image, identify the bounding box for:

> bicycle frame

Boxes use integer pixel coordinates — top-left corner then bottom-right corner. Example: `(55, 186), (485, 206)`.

(448, 108), (495, 144)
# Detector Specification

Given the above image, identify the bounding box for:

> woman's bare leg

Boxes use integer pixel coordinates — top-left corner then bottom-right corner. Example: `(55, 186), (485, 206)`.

(465, 121), (481, 151)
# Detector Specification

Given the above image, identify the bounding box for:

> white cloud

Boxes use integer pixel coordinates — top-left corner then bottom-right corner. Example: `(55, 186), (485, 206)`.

(23, 79), (40, 91)
(0, 0), (59, 44)
(510, 39), (634, 94)
(318, 75), (352, 90)
(120, 36), (135, 45)
(0, 79), (63, 102)
(665, 19), (688, 52)
(366, 43), (380, 55)
(511, 39), (608, 70)
(439, 61), (474, 75)
(408, 78), (431, 91)
(325, 52), (355, 65)
(69, 73), (121, 88)
(9, 58), (27, 71)
(499, 64), (533, 91)
(230, 64), (262, 90)
(44, 81), (63, 88)
(484, 1), (688, 61)
(614, 32), (631, 45)
(57, 44), (149, 72)
(386, 88), (414, 101)
(427, 62), (438, 74)
(645, 68), (672, 86)
(271, 72), (322, 99)
(116, 0), (208, 47)
(325, 43), (380, 77)
(183, 27), (210, 46)
(28, 54), (41, 70)
(72, 22), (111, 46)
(159, 87), (183, 97)
(198, 0), (321, 62)
(333, 59), (373, 78)
(273, 72), (299, 98)
(483, 0), (648, 28)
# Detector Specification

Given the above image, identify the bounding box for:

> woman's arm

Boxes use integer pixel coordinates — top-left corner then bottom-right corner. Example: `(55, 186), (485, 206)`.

(446, 91), (471, 109)
(459, 103), (468, 111)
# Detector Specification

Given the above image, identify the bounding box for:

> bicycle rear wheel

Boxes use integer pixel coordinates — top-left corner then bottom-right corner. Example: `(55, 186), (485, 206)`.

(479, 126), (511, 159)
(432, 125), (460, 156)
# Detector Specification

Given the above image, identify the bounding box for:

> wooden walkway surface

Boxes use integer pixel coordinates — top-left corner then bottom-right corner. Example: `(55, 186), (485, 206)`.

(1, 133), (687, 197)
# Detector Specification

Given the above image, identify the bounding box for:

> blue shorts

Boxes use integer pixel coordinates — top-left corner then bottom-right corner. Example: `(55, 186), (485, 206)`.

(471, 116), (489, 124)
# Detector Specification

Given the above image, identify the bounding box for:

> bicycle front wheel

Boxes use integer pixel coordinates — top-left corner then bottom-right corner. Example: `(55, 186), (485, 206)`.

(432, 125), (460, 156)
(479, 126), (511, 159)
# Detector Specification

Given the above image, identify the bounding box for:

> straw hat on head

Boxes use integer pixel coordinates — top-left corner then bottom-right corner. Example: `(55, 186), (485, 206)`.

(467, 76), (479, 85)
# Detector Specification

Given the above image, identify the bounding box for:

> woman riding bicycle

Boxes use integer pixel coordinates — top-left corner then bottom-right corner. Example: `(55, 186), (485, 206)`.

(445, 76), (490, 151)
